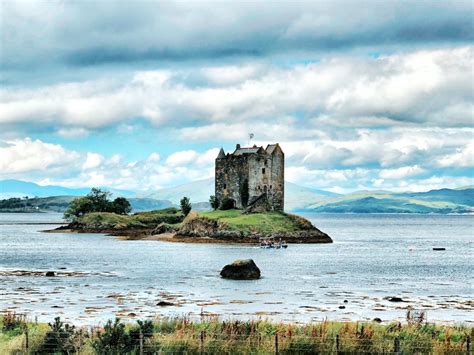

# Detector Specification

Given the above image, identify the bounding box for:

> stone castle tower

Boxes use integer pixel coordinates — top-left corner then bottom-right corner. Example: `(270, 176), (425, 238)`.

(215, 143), (284, 212)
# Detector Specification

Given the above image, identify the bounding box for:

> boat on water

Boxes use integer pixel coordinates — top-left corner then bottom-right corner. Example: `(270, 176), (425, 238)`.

(260, 237), (288, 249)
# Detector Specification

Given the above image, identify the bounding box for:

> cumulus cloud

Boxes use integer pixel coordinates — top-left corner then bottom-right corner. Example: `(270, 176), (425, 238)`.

(1, 1), (472, 193)
(82, 153), (104, 170)
(0, 137), (218, 191)
(0, 138), (80, 174)
(2, 47), (472, 133)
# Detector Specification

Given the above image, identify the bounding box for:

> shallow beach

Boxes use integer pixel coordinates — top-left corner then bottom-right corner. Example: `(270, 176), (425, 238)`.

(1, 213), (472, 326)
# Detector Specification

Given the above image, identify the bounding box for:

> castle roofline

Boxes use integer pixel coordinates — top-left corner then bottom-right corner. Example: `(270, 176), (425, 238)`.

(216, 143), (282, 158)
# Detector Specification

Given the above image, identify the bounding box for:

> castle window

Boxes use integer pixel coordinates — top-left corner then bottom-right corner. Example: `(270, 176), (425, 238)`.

(270, 185), (272, 189)
(224, 183), (227, 189)
(264, 185), (267, 192)
(262, 168), (265, 174)
(264, 160), (268, 166)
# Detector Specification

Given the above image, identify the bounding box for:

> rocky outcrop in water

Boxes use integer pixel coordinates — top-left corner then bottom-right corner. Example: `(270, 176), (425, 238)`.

(220, 259), (261, 280)
(176, 215), (332, 243)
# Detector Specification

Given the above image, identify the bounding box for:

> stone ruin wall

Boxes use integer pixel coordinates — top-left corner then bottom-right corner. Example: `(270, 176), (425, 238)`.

(215, 145), (284, 212)
(215, 155), (249, 209)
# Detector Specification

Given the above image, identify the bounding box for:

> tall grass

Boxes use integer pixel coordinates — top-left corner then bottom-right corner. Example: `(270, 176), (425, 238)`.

(0, 315), (471, 354)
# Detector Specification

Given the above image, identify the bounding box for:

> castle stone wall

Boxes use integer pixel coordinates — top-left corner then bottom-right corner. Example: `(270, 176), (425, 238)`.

(215, 143), (284, 212)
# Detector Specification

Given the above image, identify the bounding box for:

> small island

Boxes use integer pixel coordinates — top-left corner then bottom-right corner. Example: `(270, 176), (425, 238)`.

(53, 143), (332, 244)
(55, 208), (332, 244)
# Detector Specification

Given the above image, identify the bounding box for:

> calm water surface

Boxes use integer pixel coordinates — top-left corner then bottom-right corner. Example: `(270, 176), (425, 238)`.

(0, 213), (472, 325)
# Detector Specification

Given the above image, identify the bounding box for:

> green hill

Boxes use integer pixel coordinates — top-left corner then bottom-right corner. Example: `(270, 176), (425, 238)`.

(304, 188), (474, 214)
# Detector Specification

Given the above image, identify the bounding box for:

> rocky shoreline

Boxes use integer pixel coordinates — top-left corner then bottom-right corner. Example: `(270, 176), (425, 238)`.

(50, 214), (333, 244)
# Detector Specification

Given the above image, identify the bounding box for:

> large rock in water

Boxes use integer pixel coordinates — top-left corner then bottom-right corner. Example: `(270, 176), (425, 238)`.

(220, 259), (261, 280)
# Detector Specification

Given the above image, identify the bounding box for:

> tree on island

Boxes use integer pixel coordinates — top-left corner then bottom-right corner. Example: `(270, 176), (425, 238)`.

(64, 188), (132, 220)
(209, 195), (219, 210)
(180, 196), (192, 216)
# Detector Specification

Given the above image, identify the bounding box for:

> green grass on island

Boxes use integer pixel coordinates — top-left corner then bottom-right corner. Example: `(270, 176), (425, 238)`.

(71, 207), (315, 235)
(199, 209), (314, 234)
(74, 207), (184, 230)
(1, 314), (472, 354)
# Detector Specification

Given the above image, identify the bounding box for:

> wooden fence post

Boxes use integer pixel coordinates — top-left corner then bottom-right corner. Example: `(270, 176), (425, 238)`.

(139, 329), (143, 355)
(275, 333), (279, 355)
(24, 325), (29, 353)
(467, 336), (470, 355)
(336, 334), (340, 354)
(393, 336), (400, 355)
(200, 330), (205, 354)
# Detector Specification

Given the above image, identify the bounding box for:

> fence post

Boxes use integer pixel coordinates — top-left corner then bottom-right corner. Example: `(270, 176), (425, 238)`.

(139, 329), (143, 355)
(24, 325), (29, 353)
(336, 334), (340, 354)
(200, 330), (205, 354)
(275, 333), (279, 355)
(393, 336), (400, 355)
(467, 336), (471, 355)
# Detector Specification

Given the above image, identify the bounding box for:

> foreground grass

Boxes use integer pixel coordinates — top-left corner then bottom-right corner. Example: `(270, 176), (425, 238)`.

(1, 315), (472, 354)
(199, 209), (314, 234)
(1, 314), (473, 354)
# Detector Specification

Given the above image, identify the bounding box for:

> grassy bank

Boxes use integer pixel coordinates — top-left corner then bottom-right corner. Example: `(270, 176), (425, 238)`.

(72, 208), (184, 230)
(1, 314), (471, 354)
(199, 209), (314, 234)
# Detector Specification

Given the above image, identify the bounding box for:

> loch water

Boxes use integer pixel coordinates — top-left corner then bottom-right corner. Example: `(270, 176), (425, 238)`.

(0, 213), (472, 325)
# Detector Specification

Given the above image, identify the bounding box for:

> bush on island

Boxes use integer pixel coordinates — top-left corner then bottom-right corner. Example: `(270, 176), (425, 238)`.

(219, 197), (235, 210)
(209, 195), (219, 210)
(180, 196), (192, 216)
(64, 188), (131, 220)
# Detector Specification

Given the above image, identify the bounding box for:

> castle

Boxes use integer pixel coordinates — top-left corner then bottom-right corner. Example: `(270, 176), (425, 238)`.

(215, 143), (284, 212)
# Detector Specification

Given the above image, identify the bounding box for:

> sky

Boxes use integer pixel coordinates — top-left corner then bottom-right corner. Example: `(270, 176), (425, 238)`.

(0, 0), (473, 193)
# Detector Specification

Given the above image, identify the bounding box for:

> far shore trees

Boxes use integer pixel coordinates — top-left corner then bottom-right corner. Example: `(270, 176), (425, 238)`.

(64, 188), (131, 220)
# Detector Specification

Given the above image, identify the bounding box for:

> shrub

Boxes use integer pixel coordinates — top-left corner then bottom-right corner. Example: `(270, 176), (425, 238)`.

(64, 188), (132, 220)
(1, 312), (25, 333)
(129, 320), (154, 346)
(219, 197), (235, 210)
(209, 195), (219, 210)
(111, 197), (132, 215)
(180, 197), (192, 216)
(92, 318), (132, 354)
(38, 317), (82, 354)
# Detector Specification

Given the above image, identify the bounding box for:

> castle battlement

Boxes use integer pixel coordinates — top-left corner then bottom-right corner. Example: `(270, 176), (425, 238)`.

(215, 143), (284, 212)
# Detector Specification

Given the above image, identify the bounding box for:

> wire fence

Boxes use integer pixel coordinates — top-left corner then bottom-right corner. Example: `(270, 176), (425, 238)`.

(18, 329), (473, 354)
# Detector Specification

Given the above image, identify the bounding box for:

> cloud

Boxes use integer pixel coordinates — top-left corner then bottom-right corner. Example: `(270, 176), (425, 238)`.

(379, 165), (426, 179)
(2, 47), (472, 134)
(436, 142), (474, 168)
(2, 0), (472, 73)
(0, 138), (80, 174)
(82, 153), (104, 170)
(1, 1), (472, 193)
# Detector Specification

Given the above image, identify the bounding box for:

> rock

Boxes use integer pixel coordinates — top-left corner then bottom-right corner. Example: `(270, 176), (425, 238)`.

(338, 306), (346, 309)
(152, 222), (171, 235)
(388, 297), (404, 302)
(343, 300), (348, 303)
(433, 247), (446, 251)
(157, 301), (174, 306)
(373, 317), (382, 323)
(220, 259), (261, 280)
(45, 271), (56, 277)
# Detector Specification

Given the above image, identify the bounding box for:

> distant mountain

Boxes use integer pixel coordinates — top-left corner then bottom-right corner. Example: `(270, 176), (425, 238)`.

(143, 178), (337, 210)
(304, 188), (474, 214)
(2, 179), (472, 214)
(0, 179), (135, 199)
